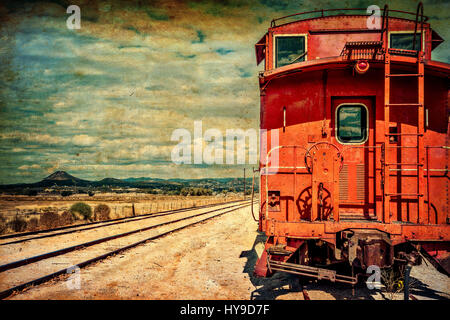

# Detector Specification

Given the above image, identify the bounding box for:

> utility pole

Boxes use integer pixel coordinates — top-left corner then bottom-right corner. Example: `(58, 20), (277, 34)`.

(243, 168), (246, 200)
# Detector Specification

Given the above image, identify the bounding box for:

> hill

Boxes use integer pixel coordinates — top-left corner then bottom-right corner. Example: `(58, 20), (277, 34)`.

(0, 171), (258, 195)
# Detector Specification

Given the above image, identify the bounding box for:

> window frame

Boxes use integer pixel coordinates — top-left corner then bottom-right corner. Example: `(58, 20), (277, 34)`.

(335, 103), (369, 145)
(388, 30), (426, 51)
(273, 33), (308, 69)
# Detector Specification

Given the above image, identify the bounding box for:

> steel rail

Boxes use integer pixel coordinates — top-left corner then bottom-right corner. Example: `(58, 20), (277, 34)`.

(1, 204), (233, 246)
(0, 201), (250, 273)
(0, 203), (252, 300)
(0, 199), (246, 244)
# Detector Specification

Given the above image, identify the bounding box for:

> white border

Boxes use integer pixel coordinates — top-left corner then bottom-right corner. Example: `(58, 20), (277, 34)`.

(335, 102), (369, 145)
(387, 30), (426, 51)
(273, 33), (308, 69)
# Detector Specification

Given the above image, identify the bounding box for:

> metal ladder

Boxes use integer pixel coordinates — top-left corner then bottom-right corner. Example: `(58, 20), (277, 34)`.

(381, 3), (426, 224)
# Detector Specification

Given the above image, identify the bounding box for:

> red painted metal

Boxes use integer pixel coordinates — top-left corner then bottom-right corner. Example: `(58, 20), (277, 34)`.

(254, 5), (450, 280)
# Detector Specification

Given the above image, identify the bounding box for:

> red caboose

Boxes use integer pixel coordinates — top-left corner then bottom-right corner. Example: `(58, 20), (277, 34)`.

(254, 4), (450, 285)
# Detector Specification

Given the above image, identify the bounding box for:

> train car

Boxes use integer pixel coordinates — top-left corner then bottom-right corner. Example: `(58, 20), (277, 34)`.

(254, 4), (450, 288)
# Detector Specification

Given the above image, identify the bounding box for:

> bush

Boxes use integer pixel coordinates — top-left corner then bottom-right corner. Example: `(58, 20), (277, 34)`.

(27, 217), (39, 231)
(88, 191), (95, 197)
(61, 191), (73, 197)
(0, 213), (7, 234)
(39, 212), (61, 229)
(180, 187), (213, 196)
(70, 202), (92, 220)
(94, 204), (111, 221)
(8, 215), (27, 233)
(60, 211), (74, 225)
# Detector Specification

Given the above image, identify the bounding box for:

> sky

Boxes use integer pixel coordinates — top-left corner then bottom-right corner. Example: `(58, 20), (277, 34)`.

(0, 0), (448, 183)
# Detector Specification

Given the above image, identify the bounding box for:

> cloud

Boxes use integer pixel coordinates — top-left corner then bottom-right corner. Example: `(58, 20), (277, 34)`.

(18, 164), (41, 170)
(0, 132), (71, 145)
(72, 134), (97, 146)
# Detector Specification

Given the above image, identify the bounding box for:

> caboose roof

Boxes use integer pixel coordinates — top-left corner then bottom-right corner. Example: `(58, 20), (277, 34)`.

(269, 8), (429, 28)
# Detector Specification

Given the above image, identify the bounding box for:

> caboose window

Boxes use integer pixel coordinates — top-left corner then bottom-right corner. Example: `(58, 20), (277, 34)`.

(389, 32), (423, 50)
(275, 35), (306, 68)
(336, 104), (368, 144)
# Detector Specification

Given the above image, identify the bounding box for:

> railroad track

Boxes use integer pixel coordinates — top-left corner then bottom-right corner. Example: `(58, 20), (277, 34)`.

(0, 200), (253, 299)
(0, 199), (247, 245)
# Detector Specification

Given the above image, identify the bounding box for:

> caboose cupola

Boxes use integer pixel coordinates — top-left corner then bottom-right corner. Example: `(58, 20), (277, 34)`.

(255, 6), (445, 72)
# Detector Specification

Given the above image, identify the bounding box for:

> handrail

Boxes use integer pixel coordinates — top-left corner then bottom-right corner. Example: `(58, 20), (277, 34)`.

(270, 7), (428, 28)
(413, 2), (424, 51)
(380, 4), (389, 43)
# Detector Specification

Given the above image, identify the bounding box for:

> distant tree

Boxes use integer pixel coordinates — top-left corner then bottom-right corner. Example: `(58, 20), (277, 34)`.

(61, 191), (73, 197)
(179, 187), (213, 196)
(25, 189), (38, 196)
(70, 202), (92, 220)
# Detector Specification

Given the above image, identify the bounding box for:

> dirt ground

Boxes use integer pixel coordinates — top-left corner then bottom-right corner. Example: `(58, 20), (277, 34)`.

(6, 205), (450, 300)
(0, 202), (249, 293)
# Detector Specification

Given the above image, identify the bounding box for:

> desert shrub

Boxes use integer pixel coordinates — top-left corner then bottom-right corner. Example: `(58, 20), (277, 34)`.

(60, 211), (74, 225)
(27, 217), (39, 231)
(180, 187), (213, 196)
(0, 213), (7, 234)
(94, 204), (111, 221)
(70, 202), (92, 221)
(39, 212), (61, 229)
(8, 215), (27, 233)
